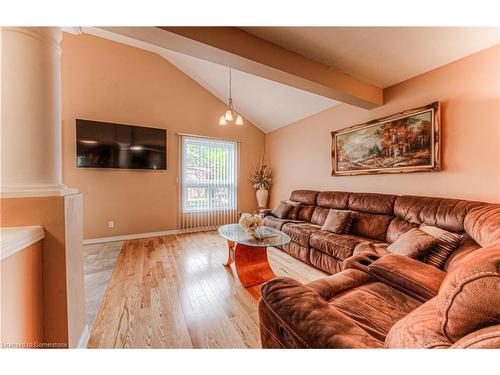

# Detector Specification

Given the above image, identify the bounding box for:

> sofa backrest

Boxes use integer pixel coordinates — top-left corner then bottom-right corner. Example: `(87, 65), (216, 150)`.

(386, 195), (483, 250)
(393, 195), (483, 232)
(289, 190), (319, 205)
(463, 203), (500, 247)
(289, 190), (320, 222)
(310, 191), (350, 226)
(286, 189), (499, 265)
(347, 193), (397, 241)
(309, 191), (397, 241)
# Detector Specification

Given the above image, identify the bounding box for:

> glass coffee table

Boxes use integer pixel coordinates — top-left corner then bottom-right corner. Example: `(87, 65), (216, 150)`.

(218, 224), (291, 288)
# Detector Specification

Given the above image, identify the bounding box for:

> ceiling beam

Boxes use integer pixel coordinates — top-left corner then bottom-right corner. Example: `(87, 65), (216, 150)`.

(100, 27), (383, 109)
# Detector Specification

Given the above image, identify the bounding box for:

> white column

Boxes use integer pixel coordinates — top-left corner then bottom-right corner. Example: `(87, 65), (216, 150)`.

(1, 27), (77, 197)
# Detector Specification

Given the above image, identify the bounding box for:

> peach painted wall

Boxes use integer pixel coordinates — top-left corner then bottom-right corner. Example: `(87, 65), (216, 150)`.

(1, 242), (43, 348)
(1, 195), (82, 347)
(61, 33), (265, 239)
(266, 46), (500, 207)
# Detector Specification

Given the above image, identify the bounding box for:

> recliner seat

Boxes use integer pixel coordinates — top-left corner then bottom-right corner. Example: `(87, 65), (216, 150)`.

(258, 244), (500, 348)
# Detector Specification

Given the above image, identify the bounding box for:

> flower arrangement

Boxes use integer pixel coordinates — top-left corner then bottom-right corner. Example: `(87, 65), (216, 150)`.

(239, 213), (263, 236)
(249, 155), (272, 191)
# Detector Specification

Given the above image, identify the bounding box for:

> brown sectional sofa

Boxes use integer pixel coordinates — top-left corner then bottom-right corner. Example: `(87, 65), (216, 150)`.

(259, 190), (500, 348)
(263, 190), (495, 274)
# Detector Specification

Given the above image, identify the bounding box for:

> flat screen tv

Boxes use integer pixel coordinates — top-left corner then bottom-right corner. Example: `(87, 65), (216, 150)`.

(76, 119), (167, 170)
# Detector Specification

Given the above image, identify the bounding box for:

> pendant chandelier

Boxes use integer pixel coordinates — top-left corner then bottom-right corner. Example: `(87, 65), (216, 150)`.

(219, 68), (243, 126)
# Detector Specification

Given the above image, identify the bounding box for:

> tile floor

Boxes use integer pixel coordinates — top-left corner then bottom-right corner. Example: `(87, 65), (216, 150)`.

(83, 241), (123, 329)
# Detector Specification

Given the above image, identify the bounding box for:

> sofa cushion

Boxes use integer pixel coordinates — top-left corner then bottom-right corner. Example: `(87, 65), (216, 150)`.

(348, 192), (397, 215)
(263, 215), (303, 231)
(282, 242), (311, 264)
(353, 242), (390, 256)
(420, 224), (464, 269)
(282, 222), (322, 247)
(349, 211), (393, 241)
(321, 209), (352, 234)
(271, 200), (293, 219)
(309, 248), (344, 276)
(387, 228), (438, 259)
(290, 190), (319, 205)
(309, 231), (382, 260)
(367, 254), (446, 302)
(329, 281), (422, 341)
(297, 205), (315, 222)
(385, 299), (451, 348)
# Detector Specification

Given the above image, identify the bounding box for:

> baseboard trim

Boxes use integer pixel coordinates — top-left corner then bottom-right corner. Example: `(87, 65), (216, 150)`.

(83, 226), (218, 245)
(77, 325), (90, 349)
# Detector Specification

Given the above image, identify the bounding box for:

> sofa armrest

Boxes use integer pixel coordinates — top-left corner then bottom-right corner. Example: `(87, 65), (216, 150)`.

(259, 277), (383, 348)
(305, 268), (373, 300)
(342, 252), (383, 272)
(367, 254), (446, 302)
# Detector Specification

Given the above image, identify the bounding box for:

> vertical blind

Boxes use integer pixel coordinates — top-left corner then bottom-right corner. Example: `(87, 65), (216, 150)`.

(179, 134), (239, 230)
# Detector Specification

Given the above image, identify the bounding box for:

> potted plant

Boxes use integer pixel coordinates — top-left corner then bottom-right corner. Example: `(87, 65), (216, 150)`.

(249, 155), (272, 209)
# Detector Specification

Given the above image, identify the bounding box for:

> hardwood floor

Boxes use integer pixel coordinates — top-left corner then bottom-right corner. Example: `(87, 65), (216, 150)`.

(87, 231), (327, 348)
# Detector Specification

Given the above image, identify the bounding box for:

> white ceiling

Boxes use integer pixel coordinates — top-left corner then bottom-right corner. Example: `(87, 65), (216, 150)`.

(242, 27), (500, 88)
(158, 49), (339, 133)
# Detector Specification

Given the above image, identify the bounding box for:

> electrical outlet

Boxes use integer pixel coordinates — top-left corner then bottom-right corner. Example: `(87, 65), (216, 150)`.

(108, 220), (114, 229)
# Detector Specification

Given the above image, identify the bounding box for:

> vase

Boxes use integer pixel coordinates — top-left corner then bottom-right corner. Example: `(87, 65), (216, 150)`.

(256, 188), (268, 209)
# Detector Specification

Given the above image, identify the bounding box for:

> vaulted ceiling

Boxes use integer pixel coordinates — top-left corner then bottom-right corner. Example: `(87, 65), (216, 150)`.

(81, 27), (500, 133)
(158, 49), (339, 133)
(241, 27), (500, 88)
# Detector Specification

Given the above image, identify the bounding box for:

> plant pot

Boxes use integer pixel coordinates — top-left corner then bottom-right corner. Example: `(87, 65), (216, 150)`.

(256, 188), (268, 209)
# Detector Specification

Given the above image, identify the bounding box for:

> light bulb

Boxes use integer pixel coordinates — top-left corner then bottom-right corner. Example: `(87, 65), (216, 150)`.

(219, 115), (227, 126)
(235, 114), (243, 126)
(225, 109), (233, 121)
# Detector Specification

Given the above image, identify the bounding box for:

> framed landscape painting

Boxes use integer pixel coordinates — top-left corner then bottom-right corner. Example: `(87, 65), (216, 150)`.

(331, 102), (441, 176)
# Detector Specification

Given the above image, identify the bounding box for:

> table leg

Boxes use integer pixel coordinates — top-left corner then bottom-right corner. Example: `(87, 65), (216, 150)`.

(234, 243), (276, 288)
(224, 240), (235, 266)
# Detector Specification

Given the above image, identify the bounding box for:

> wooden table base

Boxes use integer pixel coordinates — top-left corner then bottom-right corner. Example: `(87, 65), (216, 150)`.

(223, 240), (276, 288)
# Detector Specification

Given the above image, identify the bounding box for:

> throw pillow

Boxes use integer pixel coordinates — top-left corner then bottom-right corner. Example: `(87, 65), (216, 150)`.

(387, 228), (438, 258)
(285, 200), (302, 220)
(420, 224), (465, 269)
(271, 201), (293, 219)
(321, 209), (352, 234)
(343, 211), (353, 233)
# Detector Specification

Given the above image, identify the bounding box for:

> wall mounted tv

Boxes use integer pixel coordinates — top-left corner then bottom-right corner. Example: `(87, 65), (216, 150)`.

(76, 119), (167, 170)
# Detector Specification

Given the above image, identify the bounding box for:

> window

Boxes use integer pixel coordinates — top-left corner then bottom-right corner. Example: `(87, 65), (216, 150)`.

(181, 136), (237, 213)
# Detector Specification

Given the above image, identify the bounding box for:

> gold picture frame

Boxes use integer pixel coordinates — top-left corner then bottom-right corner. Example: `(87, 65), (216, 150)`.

(331, 102), (441, 176)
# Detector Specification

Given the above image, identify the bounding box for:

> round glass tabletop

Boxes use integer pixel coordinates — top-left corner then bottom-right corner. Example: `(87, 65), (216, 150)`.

(218, 224), (291, 248)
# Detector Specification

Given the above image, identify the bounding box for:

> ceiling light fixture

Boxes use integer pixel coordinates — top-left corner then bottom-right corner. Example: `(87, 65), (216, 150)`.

(219, 68), (243, 126)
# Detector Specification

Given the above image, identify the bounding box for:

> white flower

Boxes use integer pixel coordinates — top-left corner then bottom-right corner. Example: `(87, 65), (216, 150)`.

(239, 213), (263, 231)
